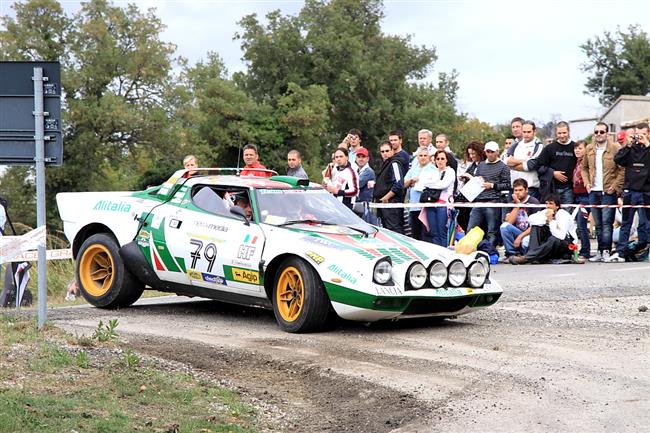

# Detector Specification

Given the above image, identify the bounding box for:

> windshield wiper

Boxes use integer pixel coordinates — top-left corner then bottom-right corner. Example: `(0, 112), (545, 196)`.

(277, 219), (333, 227)
(342, 224), (374, 237)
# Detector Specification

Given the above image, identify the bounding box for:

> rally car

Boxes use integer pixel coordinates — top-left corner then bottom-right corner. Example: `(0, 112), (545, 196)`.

(56, 168), (502, 333)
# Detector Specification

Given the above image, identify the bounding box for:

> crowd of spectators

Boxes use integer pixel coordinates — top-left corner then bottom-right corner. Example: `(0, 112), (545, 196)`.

(186, 119), (649, 264)
(314, 120), (649, 264)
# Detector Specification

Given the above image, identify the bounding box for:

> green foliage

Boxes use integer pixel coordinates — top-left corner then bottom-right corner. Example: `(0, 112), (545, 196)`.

(92, 318), (119, 342)
(76, 350), (89, 368)
(124, 348), (140, 368)
(0, 167), (36, 229)
(234, 0), (461, 156)
(580, 24), (650, 105)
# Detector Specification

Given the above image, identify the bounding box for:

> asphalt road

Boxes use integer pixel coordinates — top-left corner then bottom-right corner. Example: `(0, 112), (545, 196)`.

(49, 261), (650, 433)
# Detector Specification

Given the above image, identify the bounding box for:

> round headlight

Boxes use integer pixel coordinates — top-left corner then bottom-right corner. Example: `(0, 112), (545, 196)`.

(374, 260), (392, 284)
(429, 261), (448, 287)
(477, 254), (489, 271)
(468, 261), (487, 287)
(448, 260), (467, 287)
(407, 262), (427, 289)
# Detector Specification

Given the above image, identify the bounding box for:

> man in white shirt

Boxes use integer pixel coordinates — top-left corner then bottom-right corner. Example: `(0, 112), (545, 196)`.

(509, 193), (581, 264)
(506, 120), (544, 200)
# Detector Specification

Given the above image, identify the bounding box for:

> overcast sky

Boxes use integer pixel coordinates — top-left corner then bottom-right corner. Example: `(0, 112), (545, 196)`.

(2, 0), (649, 126)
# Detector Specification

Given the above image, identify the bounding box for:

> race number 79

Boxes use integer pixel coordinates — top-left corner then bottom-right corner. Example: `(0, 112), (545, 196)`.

(190, 239), (217, 272)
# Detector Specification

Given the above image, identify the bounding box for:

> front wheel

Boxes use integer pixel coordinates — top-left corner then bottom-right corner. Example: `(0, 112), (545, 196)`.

(272, 257), (330, 333)
(76, 233), (144, 309)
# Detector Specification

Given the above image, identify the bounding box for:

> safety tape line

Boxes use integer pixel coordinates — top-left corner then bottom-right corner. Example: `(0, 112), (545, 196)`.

(369, 202), (650, 209)
(0, 226), (46, 264)
(11, 248), (72, 262)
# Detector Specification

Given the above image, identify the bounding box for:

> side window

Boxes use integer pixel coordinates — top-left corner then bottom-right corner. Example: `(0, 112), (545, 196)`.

(192, 186), (230, 215)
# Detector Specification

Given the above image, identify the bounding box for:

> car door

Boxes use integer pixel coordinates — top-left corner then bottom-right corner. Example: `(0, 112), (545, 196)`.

(172, 185), (266, 296)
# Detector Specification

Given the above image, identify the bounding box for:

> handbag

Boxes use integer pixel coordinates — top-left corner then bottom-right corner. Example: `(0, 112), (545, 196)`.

(419, 170), (446, 203)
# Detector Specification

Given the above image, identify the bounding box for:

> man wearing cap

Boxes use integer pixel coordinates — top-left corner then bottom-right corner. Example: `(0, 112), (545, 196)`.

(355, 147), (375, 202)
(286, 150), (308, 179)
(467, 141), (512, 247)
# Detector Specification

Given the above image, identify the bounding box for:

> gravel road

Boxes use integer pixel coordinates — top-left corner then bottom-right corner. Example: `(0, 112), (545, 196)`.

(50, 261), (650, 433)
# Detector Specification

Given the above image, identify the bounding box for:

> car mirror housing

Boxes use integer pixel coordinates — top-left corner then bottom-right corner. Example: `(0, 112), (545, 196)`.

(230, 205), (250, 225)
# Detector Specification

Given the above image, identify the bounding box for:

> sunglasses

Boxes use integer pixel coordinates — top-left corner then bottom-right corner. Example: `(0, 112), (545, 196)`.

(485, 150), (496, 153)
(380, 150), (391, 153)
(435, 157), (447, 161)
(593, 130), (607, 135)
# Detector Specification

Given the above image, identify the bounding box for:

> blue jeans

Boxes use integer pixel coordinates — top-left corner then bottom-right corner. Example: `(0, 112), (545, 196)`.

(500, 222), (530, 256)
(467, 205), (500, 247)
(616, 191), (650, 255)
(426, 207), (448, 247)
(574, 193), (591, 258)
(589, 191), (617, 252)
(556, 187), (574, 206)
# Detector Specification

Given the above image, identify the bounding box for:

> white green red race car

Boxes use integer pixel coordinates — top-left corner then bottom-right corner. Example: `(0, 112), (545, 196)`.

(56, 168), (502, 333)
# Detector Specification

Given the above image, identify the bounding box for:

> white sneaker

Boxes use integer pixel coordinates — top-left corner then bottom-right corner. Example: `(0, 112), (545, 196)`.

(602, 250), (611, 261)
(588, 251), (602, 262)
(605, 252), (625, 263)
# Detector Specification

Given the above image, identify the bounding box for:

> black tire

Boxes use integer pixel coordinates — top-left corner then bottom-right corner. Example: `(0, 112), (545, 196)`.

(272, 257), (330, 333)
(76, 233), (144, 309)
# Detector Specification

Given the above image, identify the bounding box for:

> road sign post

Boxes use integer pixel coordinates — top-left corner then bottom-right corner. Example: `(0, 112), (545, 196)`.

(1, 61), (62, 328)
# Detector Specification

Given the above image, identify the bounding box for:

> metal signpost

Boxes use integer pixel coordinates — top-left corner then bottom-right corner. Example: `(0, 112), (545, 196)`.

(0, 61), (62, 328)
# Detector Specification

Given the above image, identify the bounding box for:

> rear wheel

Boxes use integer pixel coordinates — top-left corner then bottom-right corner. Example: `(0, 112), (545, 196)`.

(272, 257), (330, 333)
(77, 233), (144, 308)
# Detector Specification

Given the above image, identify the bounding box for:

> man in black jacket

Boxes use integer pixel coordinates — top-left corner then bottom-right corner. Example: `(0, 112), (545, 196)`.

(525, 121), (576, 204)
(608, 123), (650, 262)
(373, 141), (405, 234)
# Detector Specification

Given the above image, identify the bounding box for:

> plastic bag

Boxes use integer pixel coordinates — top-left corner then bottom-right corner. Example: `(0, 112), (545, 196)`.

(454, 226), (484, 254)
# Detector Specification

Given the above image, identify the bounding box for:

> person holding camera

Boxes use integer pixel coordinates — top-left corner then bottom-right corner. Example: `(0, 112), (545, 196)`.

(608, 122), (650, 262)
(340, 128), (363, 163)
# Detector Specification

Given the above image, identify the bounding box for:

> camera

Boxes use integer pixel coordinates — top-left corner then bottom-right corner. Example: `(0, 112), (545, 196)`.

(631, 133), (640, 145)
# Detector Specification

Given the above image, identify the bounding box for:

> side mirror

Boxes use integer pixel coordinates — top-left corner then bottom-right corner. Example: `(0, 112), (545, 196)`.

(230, 205), (250, 225)
(352, 202), (365, 217)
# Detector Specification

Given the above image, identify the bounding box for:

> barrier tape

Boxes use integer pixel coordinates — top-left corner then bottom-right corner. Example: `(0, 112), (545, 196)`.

(369, 202), (650, 209)
(0, 226), (47, 264)
(12, 248), (72, 262)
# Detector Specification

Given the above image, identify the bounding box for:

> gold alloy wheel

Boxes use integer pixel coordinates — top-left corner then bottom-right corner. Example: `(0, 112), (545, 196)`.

(79, 244), (115, 297)
(276, 266), (305, 322)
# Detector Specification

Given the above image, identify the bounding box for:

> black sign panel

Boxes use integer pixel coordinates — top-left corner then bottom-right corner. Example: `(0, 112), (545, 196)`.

(0, 62), (63, 165)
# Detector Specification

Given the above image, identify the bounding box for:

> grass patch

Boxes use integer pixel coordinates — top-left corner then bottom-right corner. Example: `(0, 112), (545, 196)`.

(0, 314), (261, 433)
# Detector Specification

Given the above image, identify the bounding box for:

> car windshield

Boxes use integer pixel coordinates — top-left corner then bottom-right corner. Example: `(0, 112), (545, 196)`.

(255, 188), (375, 234)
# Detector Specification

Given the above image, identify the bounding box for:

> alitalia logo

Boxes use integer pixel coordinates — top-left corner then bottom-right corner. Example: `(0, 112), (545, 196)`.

(93, 200), (132, 212)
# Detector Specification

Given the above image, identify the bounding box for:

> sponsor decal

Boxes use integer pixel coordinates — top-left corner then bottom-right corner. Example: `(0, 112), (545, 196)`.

(243, 234), (258, 244)
(187, 269), (202, 280)
(433, 288), (463, 297)
(305, 251), (324, 265)
(138, 230), (150, 239)
(231, 259), (251, 267)
(93, 200), (132, 212)
(231, 267), (260, 284)
(375, 285), (401, 295)
(237, 245), (256, 260)
(187, 269), (227, 285)
(169, 219), (182, 229)
(202, 273), (227, 285)
(301, 235), (345, 250)
(193, 221), (228, 232)
(327, 264), (357, 285)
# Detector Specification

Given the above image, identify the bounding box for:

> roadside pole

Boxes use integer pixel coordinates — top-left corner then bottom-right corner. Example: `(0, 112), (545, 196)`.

(33, 67), (47, 328)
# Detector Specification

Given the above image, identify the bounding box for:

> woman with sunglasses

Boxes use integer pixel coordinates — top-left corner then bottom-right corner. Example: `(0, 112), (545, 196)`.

(420, 150), (456, 246)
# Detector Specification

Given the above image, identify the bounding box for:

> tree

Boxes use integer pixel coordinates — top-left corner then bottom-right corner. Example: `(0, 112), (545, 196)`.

(1, 0), (181, 227)
(580, 24), (650, 106)
(234, 0), (460, 155)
